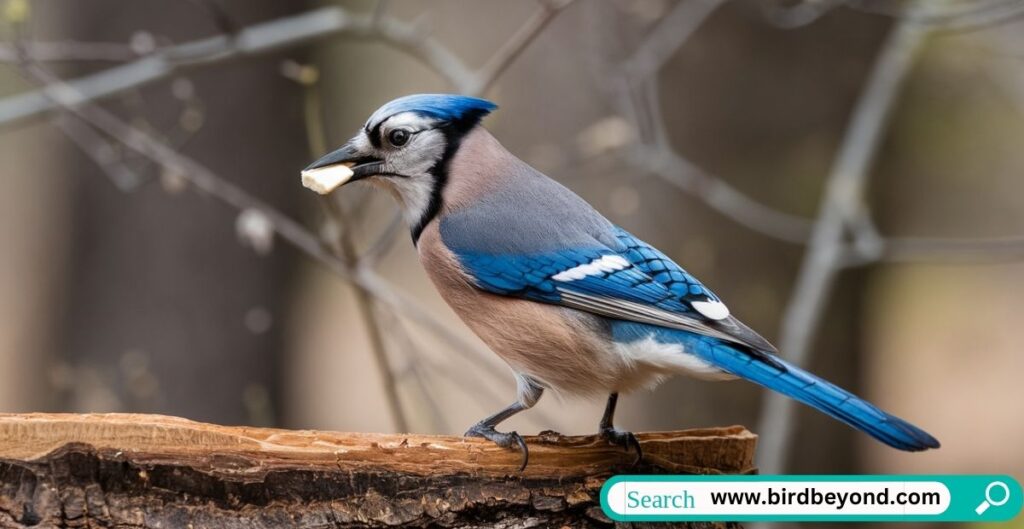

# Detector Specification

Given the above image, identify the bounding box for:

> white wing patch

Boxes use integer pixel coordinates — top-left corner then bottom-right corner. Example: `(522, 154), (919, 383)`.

(691, 300), (730, 320)
(551, 255), (630, 282)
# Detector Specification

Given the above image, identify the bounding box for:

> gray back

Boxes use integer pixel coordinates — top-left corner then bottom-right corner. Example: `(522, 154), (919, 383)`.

(439, 162), (619, 255)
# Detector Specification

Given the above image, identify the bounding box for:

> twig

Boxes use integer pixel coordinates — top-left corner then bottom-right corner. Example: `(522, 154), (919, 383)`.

(614, 0), (1024, 254)
(622, 0), (726, 81)
(0, 0), (578, 128)
(0, 41), (137, 63)
(880, 236), (1024, 264)
(377, 307), (452, 433)
(848, 0), (1023, 27)
(357, 211), (404, 267)
(370, 0), (392, 27)
(324, 196), (410, 432)
(464, 0), (576, 96)
(0, 6), (471, 127)
(612, 0), (814, 244)
(360, 13), (473, 88)
(760, 0), (847, 29)
(15, 58), (509, 387)
(933, 3), (1024, 35)
(754, 2), (933, 474)
(283, 0), (572, 428)
(7, 0), (575, 421)
(302, 82), (410, 433)
(627, 146), (814, 243)
(185, 0), (240, 34)
(53, 113), (147, 191)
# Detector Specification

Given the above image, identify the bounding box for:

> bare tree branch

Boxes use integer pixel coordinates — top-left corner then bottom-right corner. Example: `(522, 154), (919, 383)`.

(0, 41), (137, 63)
(299, 81), (410, 433)
(623, 0), (726, 81)
(185, 0), (240, 34)
(53, 113), (146, 191)
(359, 212), (404, 267)
(879, 236), (1024, 264)
(627, 145), (814, 243)
(759, 0), (846, 29)
(13, 56), (513, 386)
(323, 195), (411, 432)
(378, 307), (452, 434)
(609, 0), (815, 244)
(465, 0), (576, 96)
(0, 0), (575, 128)
(0, 6), (472, 127)
(755, 3), (933, 475)
(3, 1), (573, 436)
(934, 3), (1024, 35)
(848, 0), (1024, 28)
(361, 12), (474, 88)
(616, 0), (1024, 253)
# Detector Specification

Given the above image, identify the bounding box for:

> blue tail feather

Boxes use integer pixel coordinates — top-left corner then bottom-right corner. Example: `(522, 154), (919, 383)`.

(613, 322), (940, 451)
(702, 340), (940, 451)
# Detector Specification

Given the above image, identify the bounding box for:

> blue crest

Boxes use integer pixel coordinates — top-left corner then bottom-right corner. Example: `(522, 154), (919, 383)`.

(367, 94), (497, 127)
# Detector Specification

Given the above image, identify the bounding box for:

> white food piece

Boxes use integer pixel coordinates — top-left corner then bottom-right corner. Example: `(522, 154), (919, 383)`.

(301, 164), (354, 195)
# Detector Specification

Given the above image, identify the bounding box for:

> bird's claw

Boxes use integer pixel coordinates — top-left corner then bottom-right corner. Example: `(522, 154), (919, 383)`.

(600, 427), (642, 466)
(465, 424), (529, 471)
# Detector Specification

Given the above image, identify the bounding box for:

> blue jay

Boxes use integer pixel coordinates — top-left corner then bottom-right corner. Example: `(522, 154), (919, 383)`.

(303, 94), (939, 468)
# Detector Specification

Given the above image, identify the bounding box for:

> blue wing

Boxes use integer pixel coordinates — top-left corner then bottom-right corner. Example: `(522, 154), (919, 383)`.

(613, 228), (716, 303)
(613, 229), (777, 352)
(450, 225), (775, 352)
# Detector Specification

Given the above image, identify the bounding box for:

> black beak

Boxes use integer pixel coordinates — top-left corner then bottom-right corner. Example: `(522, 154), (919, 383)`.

(303, 142), (383, 183)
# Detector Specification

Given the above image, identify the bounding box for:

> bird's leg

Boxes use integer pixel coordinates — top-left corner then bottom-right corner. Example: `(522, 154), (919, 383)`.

(464, 379), (542, 471)
(464, 402), (530, 469)
(599, 392), (642, 465)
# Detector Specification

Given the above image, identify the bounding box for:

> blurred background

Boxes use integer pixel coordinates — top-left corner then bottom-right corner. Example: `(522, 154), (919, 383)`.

(1, 0), (1023, 525)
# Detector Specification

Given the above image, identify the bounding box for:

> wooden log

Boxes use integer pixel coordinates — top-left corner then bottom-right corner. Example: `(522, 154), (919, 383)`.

(0, 413), (756, 528)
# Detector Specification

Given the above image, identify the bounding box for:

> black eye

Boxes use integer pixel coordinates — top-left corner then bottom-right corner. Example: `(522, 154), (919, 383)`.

(388, 129), (411, 147)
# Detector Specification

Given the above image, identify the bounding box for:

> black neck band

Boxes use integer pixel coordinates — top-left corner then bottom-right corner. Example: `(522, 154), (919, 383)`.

(410, 110), (489, 245)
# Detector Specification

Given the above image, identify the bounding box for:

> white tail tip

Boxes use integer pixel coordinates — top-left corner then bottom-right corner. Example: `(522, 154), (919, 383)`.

(691, 299), (730, 320)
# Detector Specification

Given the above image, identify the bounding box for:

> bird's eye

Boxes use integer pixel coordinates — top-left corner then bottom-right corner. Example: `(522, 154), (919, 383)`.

(388, 129), (411, 147)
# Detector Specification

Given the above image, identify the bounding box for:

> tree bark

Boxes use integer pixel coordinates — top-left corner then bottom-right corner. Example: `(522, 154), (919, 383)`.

(0, 413), (755, 528)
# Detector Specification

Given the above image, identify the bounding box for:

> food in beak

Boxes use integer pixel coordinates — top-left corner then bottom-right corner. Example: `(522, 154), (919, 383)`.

(301, 164), (355, 195)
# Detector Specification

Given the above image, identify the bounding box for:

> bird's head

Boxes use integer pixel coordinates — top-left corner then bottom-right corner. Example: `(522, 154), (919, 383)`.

(302, 93), (497, 236)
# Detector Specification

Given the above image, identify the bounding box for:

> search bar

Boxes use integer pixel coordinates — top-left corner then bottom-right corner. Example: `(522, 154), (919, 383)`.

(600, 475), (1022, 522)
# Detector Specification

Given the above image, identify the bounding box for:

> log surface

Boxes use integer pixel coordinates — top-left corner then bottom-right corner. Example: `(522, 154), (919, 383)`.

(0, 413), (756, 528)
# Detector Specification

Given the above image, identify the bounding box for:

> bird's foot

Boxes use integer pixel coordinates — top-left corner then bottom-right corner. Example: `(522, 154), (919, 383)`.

(465, 423), (529, 471)
(600, 427), (642, 466)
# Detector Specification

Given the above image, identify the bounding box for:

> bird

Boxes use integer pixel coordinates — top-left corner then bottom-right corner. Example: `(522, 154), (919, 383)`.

(302, 93), (940, 468)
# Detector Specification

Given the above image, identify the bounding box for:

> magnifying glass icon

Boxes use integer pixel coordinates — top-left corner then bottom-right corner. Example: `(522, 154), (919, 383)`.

(975, 481), (1010, 515)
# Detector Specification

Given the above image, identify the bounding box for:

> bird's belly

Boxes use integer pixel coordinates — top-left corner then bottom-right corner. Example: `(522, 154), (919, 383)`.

(443, 288), (627, 396)
(431, 279), (733, 395)
(447, 294), (736, 395)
